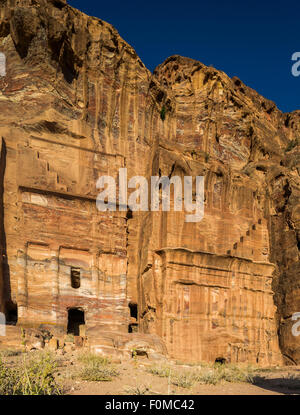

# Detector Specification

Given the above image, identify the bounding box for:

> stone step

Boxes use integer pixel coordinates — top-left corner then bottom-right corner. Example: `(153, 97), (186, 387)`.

(228, 219), (264, 258)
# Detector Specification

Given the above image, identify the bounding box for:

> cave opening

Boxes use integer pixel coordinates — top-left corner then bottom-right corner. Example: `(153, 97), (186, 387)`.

(132, 349), (148, 359)
(67, 308), (85, 336)
(5, 301), (18, 325)
(215, 357), (226, 365)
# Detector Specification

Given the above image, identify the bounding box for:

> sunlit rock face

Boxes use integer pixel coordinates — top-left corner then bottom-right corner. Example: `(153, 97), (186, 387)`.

(0, 0), (299, 365)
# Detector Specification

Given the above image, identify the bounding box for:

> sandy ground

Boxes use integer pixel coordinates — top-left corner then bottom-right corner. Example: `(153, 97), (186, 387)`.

(66, 363), (300, 396)
(2, 350), (300, 396)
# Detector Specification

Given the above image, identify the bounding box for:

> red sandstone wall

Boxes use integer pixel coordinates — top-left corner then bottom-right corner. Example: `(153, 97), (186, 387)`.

(0, 0), (298, 364)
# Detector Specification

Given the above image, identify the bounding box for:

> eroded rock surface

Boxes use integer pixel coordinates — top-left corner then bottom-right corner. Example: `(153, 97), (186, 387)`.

(0, 0), (299, 365)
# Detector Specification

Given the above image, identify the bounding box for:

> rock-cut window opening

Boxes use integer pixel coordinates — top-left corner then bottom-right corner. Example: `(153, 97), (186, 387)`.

(71, 267), (81, 289)
(128, 303), (138, 333)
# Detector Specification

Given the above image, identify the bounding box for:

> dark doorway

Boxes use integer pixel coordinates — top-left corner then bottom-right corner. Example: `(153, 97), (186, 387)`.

(67, 308), (85, 336)
(5, 301), (17, 325)
(128, 302), (138, 333)
(129, 303), (138, 319)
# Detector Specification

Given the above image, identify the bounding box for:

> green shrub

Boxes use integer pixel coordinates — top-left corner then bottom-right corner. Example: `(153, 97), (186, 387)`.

(166, 364), (254, 389)
(76, 352), (119, 382)
(195, 364), (254, 385)
(146, 365), (171, 378)
(77, 352), (110, 366)
(195, 369), (220, 385)
(160, 105), (166, 121)
(0, 352), (62, 395)
(79, 365), (119, 382)
(171, 371), (198, 389)
(0, 356), (19, 395)
(218, 364), (254, 383)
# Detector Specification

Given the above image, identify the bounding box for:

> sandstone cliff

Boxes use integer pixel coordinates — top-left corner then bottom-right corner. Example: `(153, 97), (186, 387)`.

(0, 0), (299, 365)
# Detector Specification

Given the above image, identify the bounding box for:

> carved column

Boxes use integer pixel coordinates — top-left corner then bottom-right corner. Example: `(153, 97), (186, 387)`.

(16, 249), (27, 323)
(50, 248), (59, 328)
(91, 250), (99, 298)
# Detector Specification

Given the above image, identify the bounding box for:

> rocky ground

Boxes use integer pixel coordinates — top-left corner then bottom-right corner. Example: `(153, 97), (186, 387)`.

(1, 348), (300, 395)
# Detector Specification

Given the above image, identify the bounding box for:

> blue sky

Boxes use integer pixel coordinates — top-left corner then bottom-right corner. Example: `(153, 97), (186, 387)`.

(69, 0), (300, 113)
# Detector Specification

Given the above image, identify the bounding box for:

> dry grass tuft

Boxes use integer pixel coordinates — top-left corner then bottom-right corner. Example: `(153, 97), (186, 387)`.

(75, 352), (119, 382)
